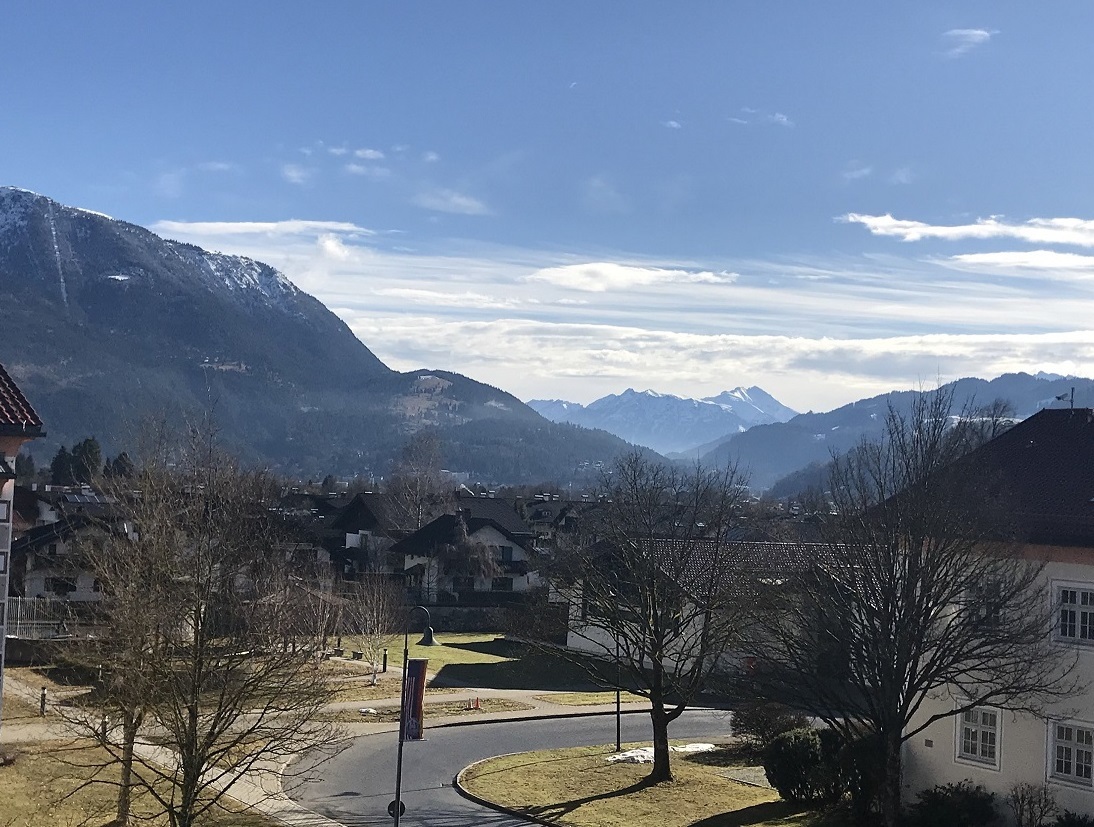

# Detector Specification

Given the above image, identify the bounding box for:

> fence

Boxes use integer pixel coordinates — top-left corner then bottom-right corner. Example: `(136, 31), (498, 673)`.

(4, 597), (71, 639)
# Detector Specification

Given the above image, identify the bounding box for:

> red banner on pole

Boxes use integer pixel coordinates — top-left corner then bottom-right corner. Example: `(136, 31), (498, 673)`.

(400, 658), (429, 742)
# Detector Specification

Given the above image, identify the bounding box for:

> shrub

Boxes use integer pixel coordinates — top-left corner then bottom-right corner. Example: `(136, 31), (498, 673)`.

(1006, 782), (1057, 827)
(1054, 813), (1094, 827)
(764, 727), (821, 802)
(732, 702), (809, 750)
(904, 780), (1000, 827)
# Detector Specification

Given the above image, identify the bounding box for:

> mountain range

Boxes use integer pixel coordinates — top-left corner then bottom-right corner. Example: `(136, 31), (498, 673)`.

(528, 387), (797, 455)
(705, 373), (1094, 490)
(0, 187), (635, 482)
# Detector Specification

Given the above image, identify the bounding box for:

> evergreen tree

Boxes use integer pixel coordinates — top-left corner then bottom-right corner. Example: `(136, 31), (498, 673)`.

(50, 446), (75, 486)
(71, 437), (103, 484)
(14, 451), (35, 482)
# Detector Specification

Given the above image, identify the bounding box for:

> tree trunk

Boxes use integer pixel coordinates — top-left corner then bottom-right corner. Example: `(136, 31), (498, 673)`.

(648, 702), (673, 783)
(115, 708), (140, 826)
(880, 731), (903, 827)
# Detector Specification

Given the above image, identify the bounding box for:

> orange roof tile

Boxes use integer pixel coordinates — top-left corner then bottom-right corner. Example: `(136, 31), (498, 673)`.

(0, 362), (43, 436)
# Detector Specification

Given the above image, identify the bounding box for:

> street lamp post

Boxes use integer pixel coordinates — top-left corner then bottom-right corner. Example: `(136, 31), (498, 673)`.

(615, 636), (621, 752)
(392, 605), (436, 827)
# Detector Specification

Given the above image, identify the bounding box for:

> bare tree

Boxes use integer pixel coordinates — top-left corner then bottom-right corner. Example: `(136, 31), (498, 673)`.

(65, 429), (338, 827)
(385, 432), (451, 530)
(340, 575), (405, 684)
(551, 451), (751, 783)
(748, 390), (1076, 827)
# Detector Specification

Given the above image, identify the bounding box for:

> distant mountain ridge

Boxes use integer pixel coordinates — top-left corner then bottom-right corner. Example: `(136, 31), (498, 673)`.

(0, 187), (634, 482)
(528, 386), (797, 455)
(703, 373), (1094, 490)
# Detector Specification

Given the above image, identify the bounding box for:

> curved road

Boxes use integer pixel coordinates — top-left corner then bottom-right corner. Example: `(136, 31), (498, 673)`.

(288, 709), (731, 826)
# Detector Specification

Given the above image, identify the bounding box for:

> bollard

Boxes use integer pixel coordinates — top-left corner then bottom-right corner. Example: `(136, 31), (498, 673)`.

(40, 687), (47, 717)
(382, 648), (388, 673)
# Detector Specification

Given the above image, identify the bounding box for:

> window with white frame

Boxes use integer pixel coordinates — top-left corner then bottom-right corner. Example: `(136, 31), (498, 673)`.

(957, 707), (999, 767)
(1056, 585), (1094, 643)
(1051, 722), (1094, 786)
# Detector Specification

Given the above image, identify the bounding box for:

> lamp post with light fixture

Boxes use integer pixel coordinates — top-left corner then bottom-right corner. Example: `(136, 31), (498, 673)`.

(391, 605), (437, 826)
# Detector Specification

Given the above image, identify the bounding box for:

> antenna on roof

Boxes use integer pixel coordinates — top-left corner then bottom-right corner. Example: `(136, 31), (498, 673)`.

(1055, 388), (1075, 410)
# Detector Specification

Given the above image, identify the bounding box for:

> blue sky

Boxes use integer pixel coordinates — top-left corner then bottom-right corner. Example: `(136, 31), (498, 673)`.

(5, 3), (1094, 412)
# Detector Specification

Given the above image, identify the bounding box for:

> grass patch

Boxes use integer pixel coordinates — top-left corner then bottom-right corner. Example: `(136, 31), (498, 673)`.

(461, 743), (845, 827)
(317, 697), (534, 724)
(1, 694), (46, 721)
(0, 739), (272, 826)
(334, 681), (454, 703)
(536, 691), (647, 706)
(364, 633), (620, 692)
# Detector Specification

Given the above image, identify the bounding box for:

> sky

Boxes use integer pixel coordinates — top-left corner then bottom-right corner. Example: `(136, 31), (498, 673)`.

(4, 3), (1094, 413)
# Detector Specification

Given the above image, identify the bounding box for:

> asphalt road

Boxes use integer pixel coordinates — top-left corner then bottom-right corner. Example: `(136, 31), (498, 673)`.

(288, 709), (731, 827)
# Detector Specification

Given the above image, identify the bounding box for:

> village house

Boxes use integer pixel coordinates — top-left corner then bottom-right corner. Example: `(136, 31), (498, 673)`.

(903, 408), (1094, 814)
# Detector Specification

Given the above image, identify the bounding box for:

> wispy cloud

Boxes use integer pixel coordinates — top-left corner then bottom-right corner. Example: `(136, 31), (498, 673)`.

(845, 213), (1094, 247)
(729, 108), (794, 127)
(327, 146), (348, 157)
(344, 163), (392, 179)
(943, 28), (998, 58)
(281, 163), (311, 185)
(412, 188), (491, 215)
(842, 162), (873, 181)
(147, 216), (1094, 412)
(888, 167), (914, 185)
(374, 287), (528, 309)
(422, 151), (440, 163)
(663, 120), (683, 129)
(582, 175), (628, 214)
(354, 148), (385, 160)
(948, 250), (1094, 273)
(153, 219), (373, 238)
(197, 161), (235, 173)
(526, 262), (738, 293)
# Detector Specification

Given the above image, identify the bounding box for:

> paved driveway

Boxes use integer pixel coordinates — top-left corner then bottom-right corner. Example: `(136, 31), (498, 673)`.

(287, 709), (731, 826)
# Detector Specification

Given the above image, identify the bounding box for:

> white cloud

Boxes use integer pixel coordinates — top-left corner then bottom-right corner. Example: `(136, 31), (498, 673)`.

(526, 262), (738, 293)
(422, 151), (440, 163)
(730, 108), (794, 127)
(663, 120), (683, 129)
(943, 28), (998, 58)
(328, 146), (348, 156)
(153, 219), (373, 238)
(948, 250), (1094, 273)
(281, 164), (311, 185)
(354, 148), (385, 160)
(412, 188), (491, 215)
(344, 163), (392, 179)
(145, 216), (1094, 413)
(845, 213), (1094, 247)
(373, 287), (527, 309)
(197, 161), (235, 173)
(842, 162), (873, 181)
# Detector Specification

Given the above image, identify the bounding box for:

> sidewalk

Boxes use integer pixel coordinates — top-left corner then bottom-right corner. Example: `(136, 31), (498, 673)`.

(0, 662), (656, 826)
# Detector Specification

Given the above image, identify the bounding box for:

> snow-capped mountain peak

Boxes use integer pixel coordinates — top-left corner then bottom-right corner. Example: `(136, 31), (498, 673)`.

(527, 386), (797, 455)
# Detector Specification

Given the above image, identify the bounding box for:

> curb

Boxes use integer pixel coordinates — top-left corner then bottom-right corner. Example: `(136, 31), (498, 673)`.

(453, 754), (562, 827)
(434, 706), (651, 729)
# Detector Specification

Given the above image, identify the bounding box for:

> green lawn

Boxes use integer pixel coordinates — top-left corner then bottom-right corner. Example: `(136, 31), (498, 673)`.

(460, 743), (849, 827)
(371, 633), (620, 691)
(0, 740), (273, 827)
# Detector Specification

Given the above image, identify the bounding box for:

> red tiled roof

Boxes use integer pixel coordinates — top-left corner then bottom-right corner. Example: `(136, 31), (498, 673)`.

(0, 363), (43, 436)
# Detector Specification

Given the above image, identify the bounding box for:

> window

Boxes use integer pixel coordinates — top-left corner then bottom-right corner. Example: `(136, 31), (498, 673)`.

(493, 545), (514, 563)
(956, 707), (999, 767)
(1052, 722), (1094, 786)
(1057, 585), (1094, 643)
(0, 501), (9, 522)
(491, 577), (513, 592)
